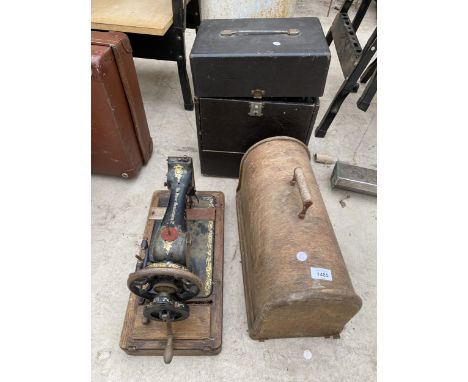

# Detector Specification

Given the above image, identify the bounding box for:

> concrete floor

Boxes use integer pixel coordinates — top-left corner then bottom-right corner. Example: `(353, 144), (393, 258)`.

(92, 1), (377, 381)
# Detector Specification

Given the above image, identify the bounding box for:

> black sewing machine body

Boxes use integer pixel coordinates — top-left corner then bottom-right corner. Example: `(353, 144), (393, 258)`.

(151, 157), (195, 265)
(126, 156), (216, 363)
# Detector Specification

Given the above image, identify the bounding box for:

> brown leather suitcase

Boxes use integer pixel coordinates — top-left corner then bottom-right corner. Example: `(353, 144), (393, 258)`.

(236, 137), (361, 340)
(91, 31), (153, 178)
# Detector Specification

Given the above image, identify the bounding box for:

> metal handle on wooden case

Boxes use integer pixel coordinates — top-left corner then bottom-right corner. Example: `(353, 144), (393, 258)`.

(290, 167), (313, 219)
(220, 28), (300, 36)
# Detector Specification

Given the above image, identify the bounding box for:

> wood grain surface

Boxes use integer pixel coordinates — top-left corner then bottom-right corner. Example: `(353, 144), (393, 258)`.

(236, 137), (362, 340)
(91, 0), (173, 36)
(133, 304), (211, 340)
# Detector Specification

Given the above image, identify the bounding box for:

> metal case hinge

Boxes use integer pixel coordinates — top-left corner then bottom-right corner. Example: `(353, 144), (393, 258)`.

(251, 89), (265, 99)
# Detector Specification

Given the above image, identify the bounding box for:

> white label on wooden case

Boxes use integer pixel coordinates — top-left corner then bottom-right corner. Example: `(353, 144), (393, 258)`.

(310, 267), (333, 281)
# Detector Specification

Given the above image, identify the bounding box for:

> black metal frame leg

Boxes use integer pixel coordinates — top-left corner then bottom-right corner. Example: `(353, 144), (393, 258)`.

(352, 0), (373, 31)
(326, 0), (372, 44)
(326, 0), (354, 44)
(177, 57), (193, 110)
(360, 58), (376, 83)
(186, 0), (201, 31)
(315, 28), (377, 138)
(357, 69), (376, 111)
(172, 0), (194, 110)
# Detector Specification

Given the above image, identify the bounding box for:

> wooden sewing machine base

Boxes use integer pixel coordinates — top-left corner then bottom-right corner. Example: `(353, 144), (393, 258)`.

(120, 191), (224, 356)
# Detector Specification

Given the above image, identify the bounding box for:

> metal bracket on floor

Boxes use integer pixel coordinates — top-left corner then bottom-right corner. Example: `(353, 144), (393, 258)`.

(331, 161), (377, 196)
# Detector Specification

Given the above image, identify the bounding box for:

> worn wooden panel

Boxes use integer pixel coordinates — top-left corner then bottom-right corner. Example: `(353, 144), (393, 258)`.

(150, 206), (216, 221)
(91, 0), (173, 36)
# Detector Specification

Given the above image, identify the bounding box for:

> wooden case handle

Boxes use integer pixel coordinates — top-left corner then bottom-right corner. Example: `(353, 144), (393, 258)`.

(290, 167), (313, 219)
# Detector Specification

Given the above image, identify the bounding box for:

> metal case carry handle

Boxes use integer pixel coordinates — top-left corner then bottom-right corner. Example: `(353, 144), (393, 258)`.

(290, 167), (313, 219)
(220, 29), (300, 37)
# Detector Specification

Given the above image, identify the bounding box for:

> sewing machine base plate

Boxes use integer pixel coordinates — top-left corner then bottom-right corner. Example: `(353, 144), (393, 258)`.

(120, 190), (224, 356)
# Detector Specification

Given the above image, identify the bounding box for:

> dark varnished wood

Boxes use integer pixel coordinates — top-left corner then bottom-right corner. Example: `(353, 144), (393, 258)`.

(120, 191), (224, 355)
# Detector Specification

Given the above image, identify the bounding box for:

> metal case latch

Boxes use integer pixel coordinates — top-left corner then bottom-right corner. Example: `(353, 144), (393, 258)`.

(248, 102), (264, 117)
(251, 89), (265, 99)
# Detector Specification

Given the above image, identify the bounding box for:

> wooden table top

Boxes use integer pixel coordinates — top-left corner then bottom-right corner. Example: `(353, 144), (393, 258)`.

(91, 0), (174, 36)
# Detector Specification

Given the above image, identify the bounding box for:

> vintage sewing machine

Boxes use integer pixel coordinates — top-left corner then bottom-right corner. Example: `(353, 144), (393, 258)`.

(120, 157), (224, 363)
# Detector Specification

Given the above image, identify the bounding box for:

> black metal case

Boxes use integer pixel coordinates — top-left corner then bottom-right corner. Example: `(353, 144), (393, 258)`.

(195, 97), (320, 178)
(190, 18), (330, 98)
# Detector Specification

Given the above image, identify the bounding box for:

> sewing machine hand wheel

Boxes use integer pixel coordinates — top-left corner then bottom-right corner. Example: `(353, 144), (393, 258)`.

(143, 293), (190, 321)
(128, 267), (204, 301)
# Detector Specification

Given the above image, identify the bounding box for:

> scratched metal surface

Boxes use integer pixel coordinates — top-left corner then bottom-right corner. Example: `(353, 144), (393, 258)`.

(154, 193), (216, 297)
